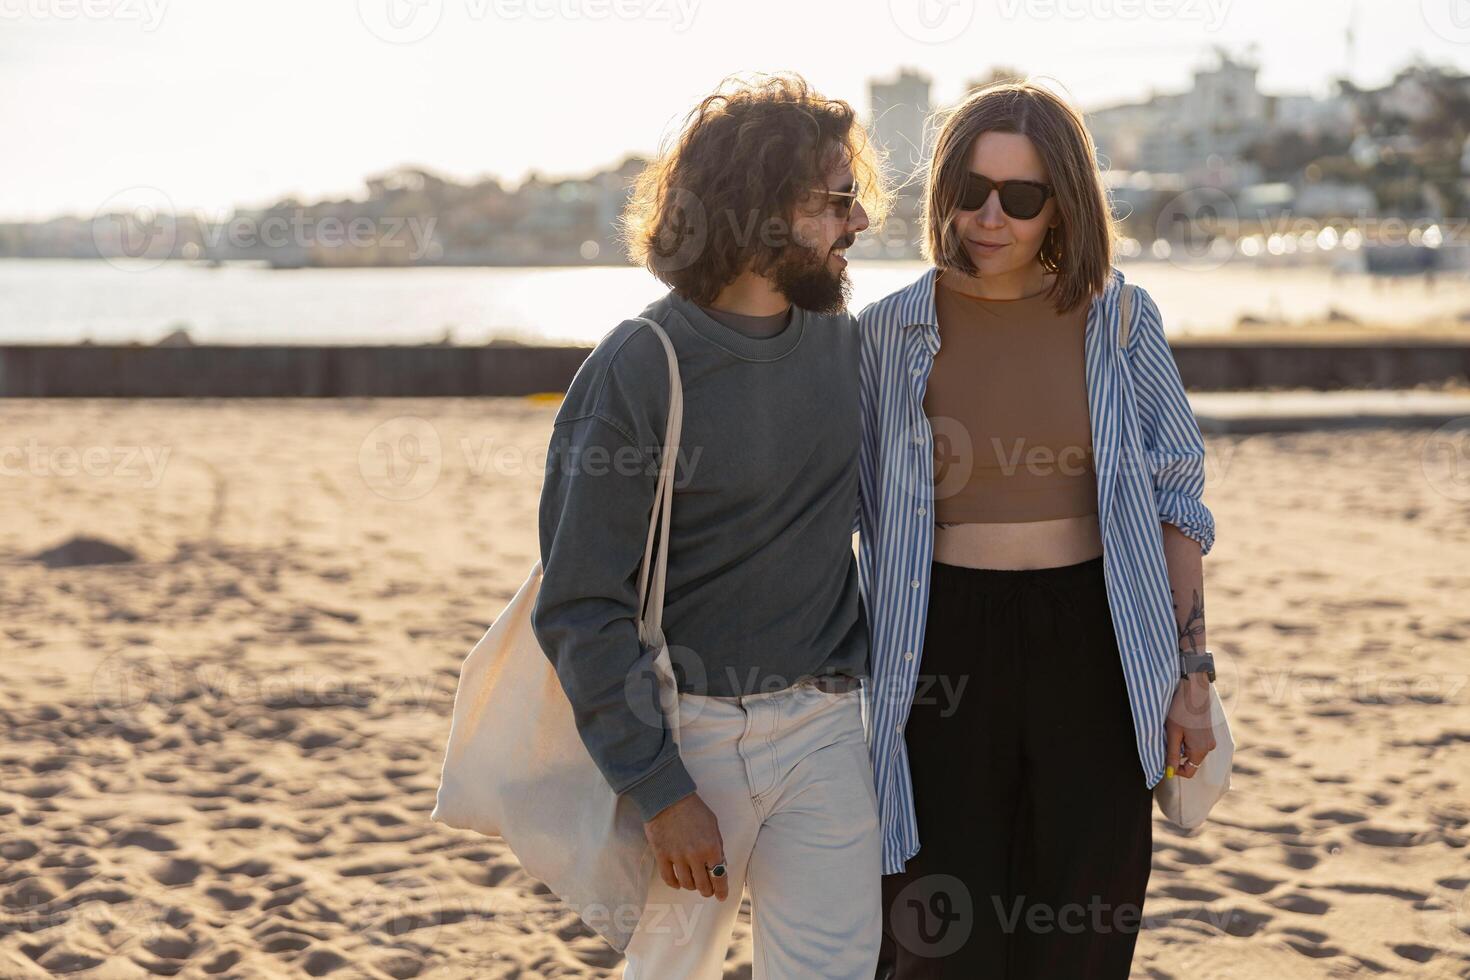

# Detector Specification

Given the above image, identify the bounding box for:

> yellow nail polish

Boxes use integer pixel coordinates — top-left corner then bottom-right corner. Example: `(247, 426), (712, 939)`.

(1165, 765), (1175, 779)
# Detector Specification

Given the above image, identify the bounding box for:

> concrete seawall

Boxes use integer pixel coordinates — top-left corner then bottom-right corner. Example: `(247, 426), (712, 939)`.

(0, 345), (593, 397)
(0, 339), (1466, 396)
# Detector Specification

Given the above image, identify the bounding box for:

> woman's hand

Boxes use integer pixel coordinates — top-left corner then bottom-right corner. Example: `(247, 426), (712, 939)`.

(1165, 674), (1216, 778)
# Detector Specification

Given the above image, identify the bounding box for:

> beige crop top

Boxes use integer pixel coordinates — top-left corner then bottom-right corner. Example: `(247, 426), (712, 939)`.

(924, 270), (1098, 525)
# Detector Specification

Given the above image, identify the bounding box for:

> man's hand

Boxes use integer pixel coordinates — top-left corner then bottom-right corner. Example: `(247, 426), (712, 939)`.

(1165, 674), (1216, 779)
(643, 793), (729, 901)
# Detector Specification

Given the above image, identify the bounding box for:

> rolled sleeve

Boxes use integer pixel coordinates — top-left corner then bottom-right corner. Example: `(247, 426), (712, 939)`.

(1127, 287), (1216, 557)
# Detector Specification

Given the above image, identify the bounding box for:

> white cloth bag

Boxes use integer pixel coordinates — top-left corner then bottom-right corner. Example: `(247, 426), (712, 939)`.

(430, 317), (684, 952)
(1152, 682), (1234, 829)
(1118, 282), (1235, 830)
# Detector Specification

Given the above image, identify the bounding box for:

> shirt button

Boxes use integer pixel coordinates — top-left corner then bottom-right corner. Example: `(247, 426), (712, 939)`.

(917, 507), (926, 516)
(903, 651), (915, 661)
(910, 579), (920, 589)
(895, 723), (903, 733)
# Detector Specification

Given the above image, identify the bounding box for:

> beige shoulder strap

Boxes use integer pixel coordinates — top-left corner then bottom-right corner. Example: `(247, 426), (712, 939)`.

(1119, 283), (1134, 349)
(630, 317), (682, 646)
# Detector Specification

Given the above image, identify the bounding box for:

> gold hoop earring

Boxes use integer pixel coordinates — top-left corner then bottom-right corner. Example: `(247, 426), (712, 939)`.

(1041, 226), (1062, 272)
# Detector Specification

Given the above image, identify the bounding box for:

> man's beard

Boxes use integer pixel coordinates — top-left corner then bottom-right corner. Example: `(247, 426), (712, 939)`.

(768, 241), (851, 315)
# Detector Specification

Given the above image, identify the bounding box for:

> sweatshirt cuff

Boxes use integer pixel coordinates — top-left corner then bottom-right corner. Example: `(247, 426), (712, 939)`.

(624, 756), (698, 822)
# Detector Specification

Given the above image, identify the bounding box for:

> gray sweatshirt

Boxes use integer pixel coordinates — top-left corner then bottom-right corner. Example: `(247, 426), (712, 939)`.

(530, 289), (868, 822)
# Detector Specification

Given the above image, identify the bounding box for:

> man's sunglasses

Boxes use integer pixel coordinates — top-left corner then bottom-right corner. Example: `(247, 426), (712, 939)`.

(958, 173), (1053, 220)
(816, 180), (861, 220)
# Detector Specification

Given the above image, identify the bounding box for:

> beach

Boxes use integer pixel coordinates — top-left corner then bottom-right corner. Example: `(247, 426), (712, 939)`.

(2, 397), (1469, 978)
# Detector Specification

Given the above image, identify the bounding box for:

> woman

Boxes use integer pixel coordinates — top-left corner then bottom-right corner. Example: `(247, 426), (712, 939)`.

(857, 81), (1220, 978)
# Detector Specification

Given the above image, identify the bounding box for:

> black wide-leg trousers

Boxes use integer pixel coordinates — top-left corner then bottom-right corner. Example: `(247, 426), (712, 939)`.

(876, 555), (1154, 980)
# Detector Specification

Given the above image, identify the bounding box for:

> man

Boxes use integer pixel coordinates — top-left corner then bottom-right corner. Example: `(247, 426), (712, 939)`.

(531, 73), (889, 978)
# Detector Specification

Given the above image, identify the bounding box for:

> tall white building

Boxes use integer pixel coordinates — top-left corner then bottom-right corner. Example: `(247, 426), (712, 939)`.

(1089, 51), (1347, 186)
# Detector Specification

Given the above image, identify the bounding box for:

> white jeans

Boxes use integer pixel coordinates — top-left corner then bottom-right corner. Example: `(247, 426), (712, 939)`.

(622, 679), (882, 979)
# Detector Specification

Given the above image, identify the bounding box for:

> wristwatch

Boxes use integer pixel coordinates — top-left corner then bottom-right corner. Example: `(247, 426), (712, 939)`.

(1179, 648), (1216, 682)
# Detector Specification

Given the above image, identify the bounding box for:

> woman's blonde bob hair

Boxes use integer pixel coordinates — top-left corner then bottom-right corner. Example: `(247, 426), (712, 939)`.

(922, 80), (1116, 313)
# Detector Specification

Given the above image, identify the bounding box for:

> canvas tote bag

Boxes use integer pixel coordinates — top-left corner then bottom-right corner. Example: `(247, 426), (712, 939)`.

(431, 316), (684, 952)
(1118, 282), (1235, 829)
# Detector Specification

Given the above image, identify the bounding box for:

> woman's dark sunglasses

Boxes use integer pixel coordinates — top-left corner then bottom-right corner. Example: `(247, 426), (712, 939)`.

(959, 173), (1053, 220)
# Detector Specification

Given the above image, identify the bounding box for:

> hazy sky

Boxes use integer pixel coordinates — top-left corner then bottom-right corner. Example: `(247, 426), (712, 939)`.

(3, 0), (1467, 220)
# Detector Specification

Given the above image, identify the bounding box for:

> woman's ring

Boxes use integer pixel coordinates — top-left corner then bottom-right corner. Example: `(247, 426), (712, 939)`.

(707, 862), (727, 878)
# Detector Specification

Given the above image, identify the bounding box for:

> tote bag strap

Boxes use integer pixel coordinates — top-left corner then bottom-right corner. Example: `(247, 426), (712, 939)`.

(1118, 283), (1134, 350)
(629, 317), (682, 645)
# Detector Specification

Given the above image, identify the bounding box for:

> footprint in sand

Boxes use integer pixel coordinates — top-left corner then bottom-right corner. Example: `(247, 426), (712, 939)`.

(1268, 891), (1331, 916)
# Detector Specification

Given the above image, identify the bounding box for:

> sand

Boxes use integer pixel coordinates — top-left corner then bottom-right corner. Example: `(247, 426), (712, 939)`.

(1, 398), (1468, 978)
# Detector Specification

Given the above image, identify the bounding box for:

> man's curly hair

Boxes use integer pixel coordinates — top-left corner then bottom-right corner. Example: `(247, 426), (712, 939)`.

(619, 73), (893, 305)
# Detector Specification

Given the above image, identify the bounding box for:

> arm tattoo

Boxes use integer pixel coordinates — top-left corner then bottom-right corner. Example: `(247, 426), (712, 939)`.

(1171, 586), (1206, 654)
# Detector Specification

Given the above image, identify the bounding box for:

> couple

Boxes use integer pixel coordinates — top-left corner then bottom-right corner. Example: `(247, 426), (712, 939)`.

(531, 72), (1218, 979)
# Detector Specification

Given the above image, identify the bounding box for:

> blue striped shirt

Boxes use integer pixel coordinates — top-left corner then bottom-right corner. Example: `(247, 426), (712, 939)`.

(856, 265), (1216, 875)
